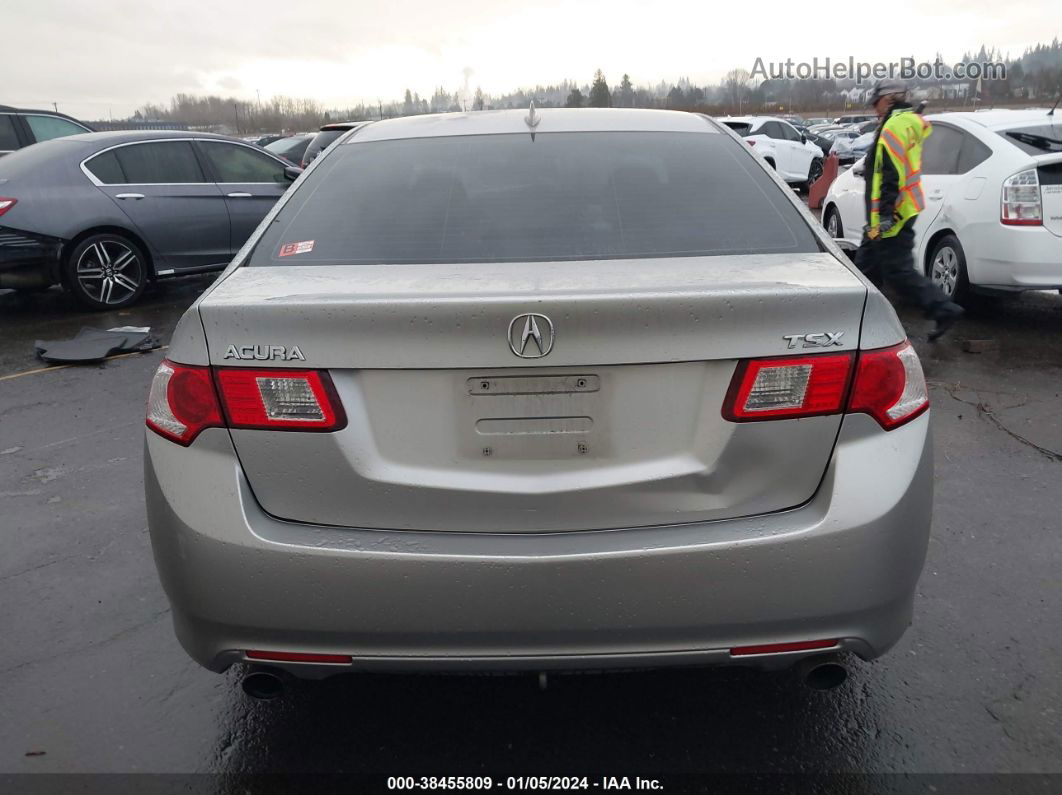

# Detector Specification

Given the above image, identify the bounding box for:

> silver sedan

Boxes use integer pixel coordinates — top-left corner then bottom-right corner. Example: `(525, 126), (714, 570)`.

(144, 108), (933, 696)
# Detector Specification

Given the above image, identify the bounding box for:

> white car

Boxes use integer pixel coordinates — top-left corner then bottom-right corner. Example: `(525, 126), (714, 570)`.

(718, 116), (824, 189)
(823, 109), (1062, 302)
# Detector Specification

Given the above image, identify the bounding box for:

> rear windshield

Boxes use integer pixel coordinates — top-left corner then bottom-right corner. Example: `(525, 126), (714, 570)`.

(249, 131), (820, 266)
(266, 136), (310, 156)
(720, 122), (752, 135)
(304, 130), (344, 157)
(999, 125), (1062, 155)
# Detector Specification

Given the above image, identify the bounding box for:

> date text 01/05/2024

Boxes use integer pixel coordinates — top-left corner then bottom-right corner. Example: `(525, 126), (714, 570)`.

(386, 776), (664, 790)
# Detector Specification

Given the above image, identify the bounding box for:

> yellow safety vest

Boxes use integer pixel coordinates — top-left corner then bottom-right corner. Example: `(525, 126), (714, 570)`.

(870, 110), (932, 238)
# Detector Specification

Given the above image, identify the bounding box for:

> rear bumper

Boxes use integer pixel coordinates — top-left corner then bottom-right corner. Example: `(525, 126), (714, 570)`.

(145, 413), (933, 677)
(0, 227), (63, 285)
(966, 223), (1062, 290)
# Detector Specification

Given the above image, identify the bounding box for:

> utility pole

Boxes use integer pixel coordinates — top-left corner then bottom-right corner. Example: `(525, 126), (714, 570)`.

(234, 102), (240, 134)
(53, 102), (58, 112)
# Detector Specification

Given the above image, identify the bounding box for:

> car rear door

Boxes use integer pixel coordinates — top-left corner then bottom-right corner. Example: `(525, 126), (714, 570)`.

(832, 158), (869, 244)
(912, 123), (968, 256)
(196, 140), (289, 254)
(84, 140), (230, 271)
(760, 122), (793, 177)
(780, 121), (813, 180)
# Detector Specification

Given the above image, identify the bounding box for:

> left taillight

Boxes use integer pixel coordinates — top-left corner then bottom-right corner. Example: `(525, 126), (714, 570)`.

(146, 360), (346, 445)
(0, 198), (17, 218)
(146, 361), (223, 446)
(215, 368), (345, 431)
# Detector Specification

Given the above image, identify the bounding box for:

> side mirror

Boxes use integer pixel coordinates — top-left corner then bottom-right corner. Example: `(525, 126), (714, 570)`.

(283, 166), (303, 182)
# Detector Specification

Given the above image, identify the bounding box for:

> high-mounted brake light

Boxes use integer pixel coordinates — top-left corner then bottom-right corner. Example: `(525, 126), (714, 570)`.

(0, 198), (17, 218)
(722, 342), (928, 430)
(146, 361), (223, 446)
(215, 368), (345, 431)
(723, 353), (854, 421)
(146, 360), (346, 445)
(1001, 169), (1042, 226)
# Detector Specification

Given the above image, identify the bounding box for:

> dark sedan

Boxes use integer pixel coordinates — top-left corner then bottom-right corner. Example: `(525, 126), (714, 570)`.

(264, 133), (315, 166)
(0, 130), (298, 309)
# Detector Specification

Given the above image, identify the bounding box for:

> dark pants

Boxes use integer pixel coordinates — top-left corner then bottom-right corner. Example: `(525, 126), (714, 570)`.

(855, 223), (950, 317)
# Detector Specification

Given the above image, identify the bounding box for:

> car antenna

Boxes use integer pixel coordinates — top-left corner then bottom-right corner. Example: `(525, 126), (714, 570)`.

(1048, 93), (1061, 117)
(524, 99), (541, 141)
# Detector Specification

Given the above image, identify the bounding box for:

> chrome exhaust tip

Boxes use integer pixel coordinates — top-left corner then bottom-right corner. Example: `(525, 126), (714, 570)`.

(241, 668), (286, 700)
(798, 655), (848, 691)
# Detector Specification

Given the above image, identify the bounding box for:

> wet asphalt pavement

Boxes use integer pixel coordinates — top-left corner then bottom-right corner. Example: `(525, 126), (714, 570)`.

(0, 276), (1060, 785)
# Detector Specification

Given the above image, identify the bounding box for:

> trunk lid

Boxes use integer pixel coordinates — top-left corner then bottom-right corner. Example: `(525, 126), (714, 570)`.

(199, 254), (867, 532)
(1035, 158), (1062, 237)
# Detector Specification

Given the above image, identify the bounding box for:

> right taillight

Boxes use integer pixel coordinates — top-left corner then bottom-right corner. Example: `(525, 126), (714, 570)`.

(722, 341), (928, 431)
(146, 360), (346, 445)
(723, 353), (854, 421)
(847, 341), (928, 429)
(0, 198), (17, 217)
(1001, 168), (1042, 226)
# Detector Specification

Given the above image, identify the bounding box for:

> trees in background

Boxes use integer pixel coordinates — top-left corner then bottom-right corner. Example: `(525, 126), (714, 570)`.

(564, 87), (585, 108)
(588, 70), (611, 107)
(119, 40), (1062, 132)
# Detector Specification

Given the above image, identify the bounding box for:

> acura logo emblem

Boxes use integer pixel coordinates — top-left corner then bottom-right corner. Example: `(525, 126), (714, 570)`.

(508, 313), (555, 358)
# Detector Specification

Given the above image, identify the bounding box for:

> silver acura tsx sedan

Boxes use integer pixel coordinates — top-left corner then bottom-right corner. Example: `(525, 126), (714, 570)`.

(144, 108), (933, 693)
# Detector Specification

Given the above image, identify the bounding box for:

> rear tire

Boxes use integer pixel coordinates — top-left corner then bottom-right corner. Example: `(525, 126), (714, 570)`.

(802, 158), (824, 193)
(64, 233), (148, 310)
(927, 234), (970, 305)
(824, 206), (843, 239)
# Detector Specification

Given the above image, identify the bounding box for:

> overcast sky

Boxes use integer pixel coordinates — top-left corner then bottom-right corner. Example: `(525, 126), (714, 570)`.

(5, 0), (1057, 119)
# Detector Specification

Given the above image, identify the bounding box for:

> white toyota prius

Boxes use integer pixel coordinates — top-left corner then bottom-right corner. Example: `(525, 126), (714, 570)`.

(823, 109), (1062, 303)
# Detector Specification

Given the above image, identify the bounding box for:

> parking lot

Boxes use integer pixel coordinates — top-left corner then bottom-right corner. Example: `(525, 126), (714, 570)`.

(1, 271), (1060, 782)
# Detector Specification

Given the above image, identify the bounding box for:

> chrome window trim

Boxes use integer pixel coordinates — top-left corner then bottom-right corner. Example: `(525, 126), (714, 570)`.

(79, 138), (290, 187)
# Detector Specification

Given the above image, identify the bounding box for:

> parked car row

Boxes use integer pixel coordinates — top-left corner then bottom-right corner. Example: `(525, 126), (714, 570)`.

(823, 109), (1062, 302)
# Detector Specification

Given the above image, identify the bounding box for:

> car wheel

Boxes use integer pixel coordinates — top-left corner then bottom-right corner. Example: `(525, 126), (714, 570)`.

(824, 206), (842, 239)
(764, 158), (776, 170)
(927, 234), (969, 304)
(65, 233), (148, 310)
(802, 158), (824, 192)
